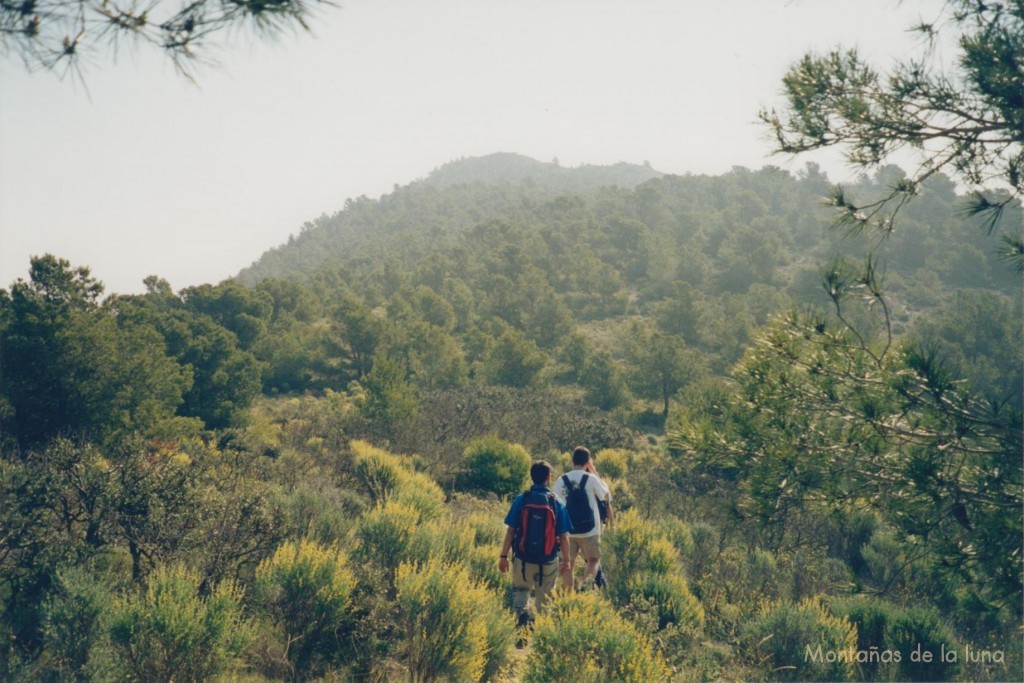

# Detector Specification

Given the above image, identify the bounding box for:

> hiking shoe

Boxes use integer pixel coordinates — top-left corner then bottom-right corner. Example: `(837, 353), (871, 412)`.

(594, 567), (608, 589)
(515, 611), (534, 648)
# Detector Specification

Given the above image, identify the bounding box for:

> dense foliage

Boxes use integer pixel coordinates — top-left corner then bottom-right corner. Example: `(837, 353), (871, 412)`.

(0, 152), (1020, 680)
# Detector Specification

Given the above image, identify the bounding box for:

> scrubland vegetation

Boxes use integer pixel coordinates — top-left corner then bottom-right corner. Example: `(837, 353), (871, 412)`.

(1, 155), (1020, 680)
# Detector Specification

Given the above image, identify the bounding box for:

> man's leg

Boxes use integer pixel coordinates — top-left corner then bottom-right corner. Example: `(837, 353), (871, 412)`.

(510, 557), (533, 620)
(533, 560), (560, 613)
(511, 558), (540, 648)
(562, 537), (581, 591)
(575, 535), (601, 588)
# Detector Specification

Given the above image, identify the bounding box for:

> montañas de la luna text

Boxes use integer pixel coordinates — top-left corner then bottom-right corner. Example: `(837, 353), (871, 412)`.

(805, 644), (1005, 665)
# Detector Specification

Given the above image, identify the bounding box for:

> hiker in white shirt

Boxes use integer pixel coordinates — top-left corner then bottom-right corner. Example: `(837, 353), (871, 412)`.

(554, 446), (614, 591)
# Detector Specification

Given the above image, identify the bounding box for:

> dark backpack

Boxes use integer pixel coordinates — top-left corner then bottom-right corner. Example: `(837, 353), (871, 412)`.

(562, 473), (595, 534)
(513, 490), (558, 565)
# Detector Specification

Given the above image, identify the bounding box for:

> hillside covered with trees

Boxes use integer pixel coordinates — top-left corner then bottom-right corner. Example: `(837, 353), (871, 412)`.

(1, 148), (1020, 680)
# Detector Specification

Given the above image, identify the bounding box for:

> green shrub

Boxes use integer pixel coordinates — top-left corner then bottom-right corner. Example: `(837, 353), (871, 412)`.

(395, 559), (498, 683)
(607, 477), (635, 514)
(593, 448), (628, 479)
(740, 597), (857, 682)
(655, 515), (695, 558)
(478, 588), (517, 682)
(859, 527), (918, 595)
(455, 435), (531, 498)
(829, 596), (963, 681)
(884, 605), (960, 682)
(406, 516), (475, 567)
(351, 440), (445, 520)
(394, 483), (447, 522)
(463, 510), (505, 546)
(790, 554), (852, 602)
(466, 542), (507, 593)
(525, 591), (670, 682)
(627, 571), (705, 636)
(41, 567), (115, 681)
(603, 510), (680, 580)
(355, 501), (420, 576)
(823, 507), (879, 577)
(279, 484), (364, 545)
(353, 439), (411, 503)
(686, 521), (720, 588)
(109, 563), (252, 682)
(743, 548), (785, 604)
(697, 546), (788, 624)
(827, 596), (895, 681)
(551, 449), (573, 475)
(255, 539), (356, 679)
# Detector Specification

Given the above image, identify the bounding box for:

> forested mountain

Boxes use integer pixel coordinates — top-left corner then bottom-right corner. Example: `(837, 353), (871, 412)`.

(237, 155), (1020, 402)
(1, 153), (1020, 681)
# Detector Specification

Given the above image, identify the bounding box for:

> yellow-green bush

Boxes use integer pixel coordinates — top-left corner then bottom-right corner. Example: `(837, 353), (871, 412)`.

(603, 509), (680, 579)
(551, 449), (573, 475)
(255, 539), (356, 678)
(463, 510), (505, 546)
(351, 440), (445, 520)
(466, 542), (506, 592)
(740, 597), (857, 682)
(594, 448), (628, 479)
(355, 501), (420, 575)
(694, 545), (786, 641)
(406, 516), (475, 567)
(395, 559), (507, 683)
(477, 585), (517, 682)
(353, 440), (407, 500)
(607, 477), (635, 514)
(627, 571), (705, 636)
(455, 435), (532, 498)
(109, 564), (251, 682)
(655, 515), (695, 558)
(524, 591), (670, 682)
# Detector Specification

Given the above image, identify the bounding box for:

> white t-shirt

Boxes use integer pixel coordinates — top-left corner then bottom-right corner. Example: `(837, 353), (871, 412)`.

(553, 469), (611, 538)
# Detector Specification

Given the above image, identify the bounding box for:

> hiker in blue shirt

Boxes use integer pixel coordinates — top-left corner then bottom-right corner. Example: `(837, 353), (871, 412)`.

(499, 460), (572, 634)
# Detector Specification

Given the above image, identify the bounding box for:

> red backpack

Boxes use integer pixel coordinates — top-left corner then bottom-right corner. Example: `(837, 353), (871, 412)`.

(514, 490), (558, 565)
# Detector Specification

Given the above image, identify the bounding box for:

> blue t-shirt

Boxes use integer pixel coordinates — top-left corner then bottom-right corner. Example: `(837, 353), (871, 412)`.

(505, 484), (573, 535)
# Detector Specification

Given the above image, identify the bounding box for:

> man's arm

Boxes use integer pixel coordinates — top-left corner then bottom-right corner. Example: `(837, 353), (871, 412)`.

(557, 532), (571, 574)
(499, 526), (515, 574)
(590, 475), (614, 529)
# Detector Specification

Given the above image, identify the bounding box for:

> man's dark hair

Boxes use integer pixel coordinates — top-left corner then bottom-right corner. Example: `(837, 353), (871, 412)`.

(572, 446), (591, 467)
(530, 460), (553, 485)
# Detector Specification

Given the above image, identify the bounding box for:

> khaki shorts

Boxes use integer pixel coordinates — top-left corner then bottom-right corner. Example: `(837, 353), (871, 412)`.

(569, 534), (600, 562)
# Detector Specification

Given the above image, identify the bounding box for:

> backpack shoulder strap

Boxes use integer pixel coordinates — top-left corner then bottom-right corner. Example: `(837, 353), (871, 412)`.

(580, 473), (590, 489)
(561, 473), (573, 491)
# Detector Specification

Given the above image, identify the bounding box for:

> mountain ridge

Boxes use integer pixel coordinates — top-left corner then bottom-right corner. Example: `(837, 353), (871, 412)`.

(420, 152), (664, 190)
(236, 152), (668, 285)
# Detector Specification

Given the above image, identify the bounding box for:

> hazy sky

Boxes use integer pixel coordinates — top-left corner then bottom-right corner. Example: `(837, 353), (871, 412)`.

(1, 0), (943, 295)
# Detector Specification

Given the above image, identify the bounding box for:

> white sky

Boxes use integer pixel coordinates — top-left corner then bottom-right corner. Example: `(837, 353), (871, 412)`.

(0, 0), (944, 295)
